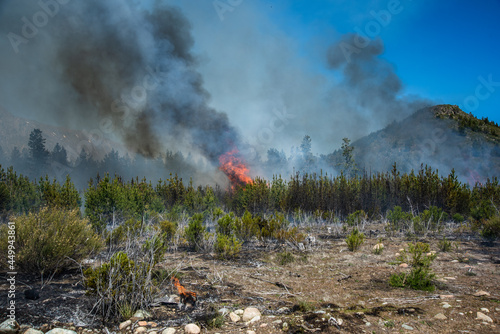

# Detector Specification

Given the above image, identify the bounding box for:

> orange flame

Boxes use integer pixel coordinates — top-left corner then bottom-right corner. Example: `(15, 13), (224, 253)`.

(219, 148), (253, 188)
(172, 277), (197, 306)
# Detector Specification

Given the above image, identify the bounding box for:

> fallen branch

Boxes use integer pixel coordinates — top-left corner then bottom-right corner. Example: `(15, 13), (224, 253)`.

(248, 275), (293, 291)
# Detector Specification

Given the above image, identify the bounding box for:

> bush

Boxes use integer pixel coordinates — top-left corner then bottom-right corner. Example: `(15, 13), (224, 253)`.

(216, 212), (236, 236)
(105, 218), (141, 245)
(276, 251), (295, 265)
(214, 234), (242, 259)
(0, 207), (102, 277)
(390, 242), (436, 292)
(234, 210), (259, 241)
(387, 206), (413, 231)
(346, 228), (365, 252)
(346, 210), (367, 227)
(159, 220), (177, 242)
(438, 237), (453, 252)
(184, 213), (206, 251)
(480, 214), (500, 240)
(84, 251), (157, 320)
(452, 213), (464, 223)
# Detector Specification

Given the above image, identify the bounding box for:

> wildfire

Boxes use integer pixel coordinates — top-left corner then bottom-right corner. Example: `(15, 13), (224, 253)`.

(219, 148), (253, 188)
(172, 276), (197, 307)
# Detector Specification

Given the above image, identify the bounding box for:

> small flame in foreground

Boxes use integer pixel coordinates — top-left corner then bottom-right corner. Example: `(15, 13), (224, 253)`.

(219, 148), (253, 188)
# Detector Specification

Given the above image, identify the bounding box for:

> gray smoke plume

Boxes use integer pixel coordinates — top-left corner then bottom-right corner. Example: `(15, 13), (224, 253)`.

(0, 0), (240, 165)
(327, 33), (430, 129)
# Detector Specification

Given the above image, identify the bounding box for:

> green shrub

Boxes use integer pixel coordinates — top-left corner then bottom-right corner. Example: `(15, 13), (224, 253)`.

(438, 237), (453, 252)
(346, 210), (367, 227)
(84, 251), (156, 320)
(276, 250), (295, 265)
(387, 206), (413, 231)
(346, 228), (365, 252)
(184, 213), (206, 251)
(480, 214), (500, 240)
(234, 210), (259, 241)
(159, 220), (177, 242)
(214, 234), (242, 259)
(216, 212), (236, 236)
(390, 242), (436, 292)
(373, 243), (384, 255)
(0, 207), (102, 277)
(106, 218), (141, 245)
(452, 213), (464, 223)
(142, 233), (167, 265)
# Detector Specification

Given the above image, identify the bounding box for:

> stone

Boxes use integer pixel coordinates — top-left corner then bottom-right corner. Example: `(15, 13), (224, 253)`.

(434, 313), (447, 320)
(277, 307), (290, 314)
(46, 330), (77, 334)
(184, 324), (200, 334)
(133, 310), (151, 320)
(399, 263), (409, 268)
(246, 331), (256, 334)
(439, 295), (454, 299)
(0, 320), (20, 334)
(441, 302), (452, 309)
(229, 312), (241, 323)
(476, 312), (493, 323)
(161, 328), (176, 334)
(148, 322), (158, 328)
(242, 307), (261, 322)
(481, 308), (489, 313)
(259, 323), (268, 328)
(451, 260), (459, 263)
(119, 320), (132, 330)
(272, 319), (282, 324)
(246, 315), (261, 325)
(24, 329), (44, 334)
(234, 309), (244, 315)
(133, 327), (147, 334)
(402, 324), (414, 330)
(474, 290), (490, 297)
(137, 321), (148, 327)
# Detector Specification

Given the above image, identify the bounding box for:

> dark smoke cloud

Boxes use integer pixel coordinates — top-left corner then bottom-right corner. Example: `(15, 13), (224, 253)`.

(0, 0), (239, 165)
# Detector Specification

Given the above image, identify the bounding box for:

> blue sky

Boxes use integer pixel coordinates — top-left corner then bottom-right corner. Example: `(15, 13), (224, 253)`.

(261, 0), (500, 123)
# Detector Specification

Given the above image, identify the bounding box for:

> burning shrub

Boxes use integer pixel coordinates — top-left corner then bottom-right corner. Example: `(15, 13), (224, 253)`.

(346, 228), (365, 252)
(389, 242), (436, 292)
(0, 207), (102, 277)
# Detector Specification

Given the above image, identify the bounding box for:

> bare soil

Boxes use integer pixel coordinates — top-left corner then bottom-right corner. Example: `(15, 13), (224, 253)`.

(2, 223), (500, 334)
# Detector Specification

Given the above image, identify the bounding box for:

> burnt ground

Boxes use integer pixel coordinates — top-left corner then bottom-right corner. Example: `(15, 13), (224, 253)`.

(1, 223), (500, 334)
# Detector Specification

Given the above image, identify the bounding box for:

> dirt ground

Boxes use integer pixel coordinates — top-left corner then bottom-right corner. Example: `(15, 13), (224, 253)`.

(1, 223), (500, 334)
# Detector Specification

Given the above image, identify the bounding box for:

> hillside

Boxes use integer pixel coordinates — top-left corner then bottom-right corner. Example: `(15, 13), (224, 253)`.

(336, 105), (500, 183)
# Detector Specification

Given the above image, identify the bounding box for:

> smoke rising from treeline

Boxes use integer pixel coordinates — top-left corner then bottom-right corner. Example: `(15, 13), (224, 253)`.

(0, 0), (240, 169)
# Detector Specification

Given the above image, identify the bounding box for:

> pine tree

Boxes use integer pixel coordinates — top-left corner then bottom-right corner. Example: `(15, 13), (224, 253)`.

(28, 129), (50, 173)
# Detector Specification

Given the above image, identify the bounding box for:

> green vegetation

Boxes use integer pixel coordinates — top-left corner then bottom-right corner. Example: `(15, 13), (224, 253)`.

(276, 250), (295, 265)
(0, 207), (102, 277)
(346, 228), (365, 252)
(390, 242), (437, 292)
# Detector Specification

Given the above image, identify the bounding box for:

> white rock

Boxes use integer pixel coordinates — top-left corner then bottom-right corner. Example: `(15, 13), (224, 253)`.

(133, 309), (151, 319)
(246, 315), (261, 325)
(402, 324), (414, 330)
(119, 320), (132, 330)
(46, 330), (78, 334)
(133, 327), (147, 334)
(399, 263), (409, 268)
(277, 307), (290, 314)
(434, 313), (447, 320)
(162, 328), (176, 334)
(234, 309), (244, 315)
(442, 303), (452, 309)
(246, 331), (256, 334)
(0, 320), (20, 334)
(373, 243), (384, 250)
(474, 290), (490, 297)
(242, 307), (261, 322)
(481, 308), (490, 313)
(229, 312), (241, 323)
(476, 312), (493, 323)
(184, 324), (200, 334)
(24, 329), (44, 334)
